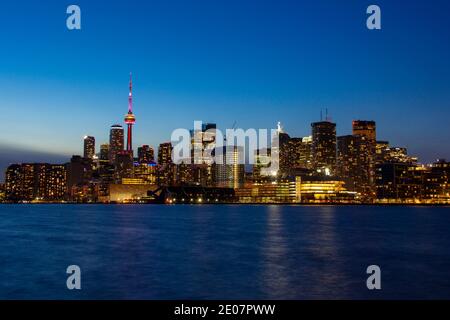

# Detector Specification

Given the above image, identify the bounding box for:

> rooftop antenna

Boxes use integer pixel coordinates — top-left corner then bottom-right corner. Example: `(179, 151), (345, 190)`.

(320, 109), (323, 121)
(277, 121), (283, 133)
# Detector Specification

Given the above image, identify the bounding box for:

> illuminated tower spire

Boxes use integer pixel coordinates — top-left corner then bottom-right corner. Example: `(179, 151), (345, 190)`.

(124, 73), (136, 153)
(128, 72), (133, 113)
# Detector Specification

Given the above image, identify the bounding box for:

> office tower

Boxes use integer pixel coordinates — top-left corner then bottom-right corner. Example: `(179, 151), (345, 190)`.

(133, 162), (157, 184)
(214, 146), (245, 189)
(277, 124), (291, 175)
(190, 123), (216, 186)
(375, 141), (418, 165)
(311, 121), (337, 174)
(286, 137), (302, 169)
(109, 124), (124, 164)
(158, 142), (174, 186)
(115, 151), (134, 181)
(158, 142), (173, 165)
(386, 147), (417, 164)
(100, 144), (110, 162)
(83, 136), (95, 159)
(352, 120), (376, 142)
(66, 155), (93, 194)
(174, 163), (194, 185)
(138, 145), (155, 164)
(352, 120), (376, 196)
(375, 141), (390, 165)
(191, 123), (216, 164)
(422, 160), (450, 202)
(124, 73), (136, 155)
(253, 148), (274, 181)
(299, 136), (313, 169)
(337, 135), (372, 200)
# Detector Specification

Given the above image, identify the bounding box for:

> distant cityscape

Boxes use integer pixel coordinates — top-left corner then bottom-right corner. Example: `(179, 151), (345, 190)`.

(1, 76), (449, 205)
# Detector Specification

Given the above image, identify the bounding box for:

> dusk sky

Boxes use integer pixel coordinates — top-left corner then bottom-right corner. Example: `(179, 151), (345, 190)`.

(1, 0), (450, 181)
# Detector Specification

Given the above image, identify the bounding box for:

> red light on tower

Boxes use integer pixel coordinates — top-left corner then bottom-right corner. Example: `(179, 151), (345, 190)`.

(124, 73), (136, 154)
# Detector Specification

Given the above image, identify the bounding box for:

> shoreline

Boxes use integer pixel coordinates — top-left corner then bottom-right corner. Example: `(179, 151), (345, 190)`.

(1, 202), (449, 207)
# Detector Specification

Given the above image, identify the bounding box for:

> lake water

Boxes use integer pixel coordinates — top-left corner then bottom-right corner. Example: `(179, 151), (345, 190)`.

(0, 204), (449, 299)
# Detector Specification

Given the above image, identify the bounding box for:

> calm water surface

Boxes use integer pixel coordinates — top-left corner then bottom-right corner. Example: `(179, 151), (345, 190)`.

(0, 204), (449, 299)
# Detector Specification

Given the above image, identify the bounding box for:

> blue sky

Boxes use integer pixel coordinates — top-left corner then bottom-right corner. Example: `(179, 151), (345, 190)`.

(0, 0), (450, 180)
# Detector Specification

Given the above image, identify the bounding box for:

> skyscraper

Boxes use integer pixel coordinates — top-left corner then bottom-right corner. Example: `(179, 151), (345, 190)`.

(352, 120), (377, 198)
(158, 142), (174, 186)
(138, 145), (155, 164)
(337, 135), (372, 199)
(115, 151), (134, 181)
(311, 121), (337, 174)
(299, 136), (313, 169)
(158, 142), (173, 166)
(277, 125), (291, 175)
(109, 124), (124, 164)
(352, 120), (376, 142)
(83, 136), (95, 159)
(190, 123), (216, 186)
(100, 144), (110, 162)
(124, 73), (136, 155)
(214, 146), (245, 189)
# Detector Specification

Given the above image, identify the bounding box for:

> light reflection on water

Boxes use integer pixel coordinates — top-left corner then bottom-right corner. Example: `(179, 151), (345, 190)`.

(0, 204), (450, 299)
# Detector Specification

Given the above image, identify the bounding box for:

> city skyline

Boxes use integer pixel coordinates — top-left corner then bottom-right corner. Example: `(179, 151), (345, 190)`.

(1, 0), (450, 181)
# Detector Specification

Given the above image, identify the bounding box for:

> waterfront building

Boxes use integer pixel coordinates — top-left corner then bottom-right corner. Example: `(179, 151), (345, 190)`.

(236, 175), (355, 203)
(235, 179), (299, 203)
(298, 176), (357, 203)
(108, 183), (159, 202)
(0, 183), (5, 202)
(158, 185), (235, 204)
(4, 164), (23, 201)
(376, 163), (424, 202)
(422, 159), (450, 203)
(5, 163), (67, 202)
(133, 162), (157, 184)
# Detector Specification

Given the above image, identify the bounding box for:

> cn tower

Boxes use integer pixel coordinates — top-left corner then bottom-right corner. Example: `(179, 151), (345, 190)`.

(124, 73), (136, 154)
